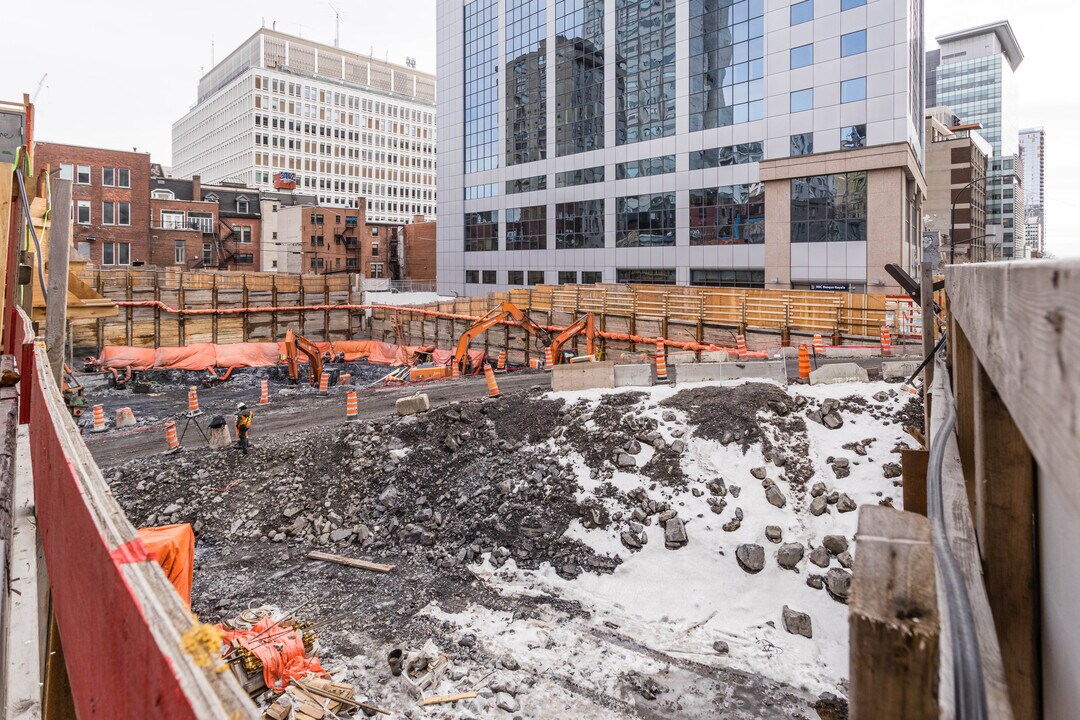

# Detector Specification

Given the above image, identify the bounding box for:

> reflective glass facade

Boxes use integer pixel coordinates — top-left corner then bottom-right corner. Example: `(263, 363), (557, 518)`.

(464, 0), (499, 174)
(505, 0), (548, 165)
(555, 199), (605, 249)
(690, 142), (763, 170)
(790, 172), (868, 243)
(555, 0), (605, 156)
(616, 192), (676, 247)
(689, 183), (765, 245)
(690, 268), (765, 287)
(616, 0), (676, 144)
(616, 268), (677, 284)
(506, 175), (548, 194)
(505, 205), (547, 250)
(689, 0), (765, 131)
(616, 155), (675, 179)
(555, 166), (604, 187)
(464, 210), (499, 252)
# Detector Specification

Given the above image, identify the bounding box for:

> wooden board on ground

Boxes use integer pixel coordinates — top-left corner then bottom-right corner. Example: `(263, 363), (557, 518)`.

(305, 550), (395, 573)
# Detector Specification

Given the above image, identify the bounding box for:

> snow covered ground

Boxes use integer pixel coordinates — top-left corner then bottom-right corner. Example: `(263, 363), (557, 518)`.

(414, 378), (914, 718)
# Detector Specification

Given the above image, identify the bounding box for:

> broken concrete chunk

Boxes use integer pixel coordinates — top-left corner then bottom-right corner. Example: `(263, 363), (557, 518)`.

(776, 542), (804, 570)
(495, 692), (520, 713)
(806, 574), (825, 590)
(782, 605), (813, 638)
(822, 411), (845, 430)
(882, 462), (902, 478)
(825, 568), (853, 604)
(735, 544), (765, 574)
(663, 518), (688, 549)
(836, 493), (857, 513)
(837, 551), (853, 569)
(765, 484), (787, 508)
(822, 535), (848, 555)
(616, 453), (637, 469)
(706, 478), (727, 496)
(809, 545), (830, 568)
(810, 482), (827, 498)
(765, 525), (782, 543)
(750, 467), (767, 480)
(396, 393), (431, 416)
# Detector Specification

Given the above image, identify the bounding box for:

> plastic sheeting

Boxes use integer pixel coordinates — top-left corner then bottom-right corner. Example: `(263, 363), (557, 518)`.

(432, 348), (486, 371)
(136, 524), (195, 607)
(97, 345), (156, 371)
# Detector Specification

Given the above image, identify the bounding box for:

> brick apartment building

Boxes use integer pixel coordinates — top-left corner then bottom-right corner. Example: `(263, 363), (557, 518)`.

(402, 216), (436, 284)
(35, 143), (151, 266)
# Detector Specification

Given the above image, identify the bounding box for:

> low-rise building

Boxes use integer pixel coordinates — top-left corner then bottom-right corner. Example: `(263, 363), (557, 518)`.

(259, 191), (318, 273)
(35, 142), (151, 266)
(923, 108), (992, 264)
(402, 216), (436, 286)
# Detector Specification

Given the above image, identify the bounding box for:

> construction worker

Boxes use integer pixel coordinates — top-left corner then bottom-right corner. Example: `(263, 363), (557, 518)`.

(235, 402), (253, 454)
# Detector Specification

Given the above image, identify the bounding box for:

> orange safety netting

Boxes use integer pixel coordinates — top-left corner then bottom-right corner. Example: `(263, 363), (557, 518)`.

(432, 348), (486, 370)
(136, 523), (195, 607)
(215, 342), (280, 368)
(217, 618), (326, 691)
(98, 345), (156, 371)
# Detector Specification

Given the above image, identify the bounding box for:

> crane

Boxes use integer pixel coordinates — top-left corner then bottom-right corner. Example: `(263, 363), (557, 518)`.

(31, 73), (48, 104)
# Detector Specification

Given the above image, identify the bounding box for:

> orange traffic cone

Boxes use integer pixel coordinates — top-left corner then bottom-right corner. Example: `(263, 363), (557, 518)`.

(340, 373), (352, 385)
(346, 390), (358, 421)
(90, 404), (107, 433)
(880, 325), (892, 357)
(483, 363), (500, 398)
(186, 386), (202, 417)
(544, 345), (554, 371)
(318, 372), (330, 394)
(798, 344), (811, 381)
(452, 360), (460, 379)
(812, 334), (824, 355)
(736, 334), (748, 360)
(259, 379), (269, 405)
(655, 342), (668, 383)
(164, 420), (180, 453)
(496, 351), (507, 372)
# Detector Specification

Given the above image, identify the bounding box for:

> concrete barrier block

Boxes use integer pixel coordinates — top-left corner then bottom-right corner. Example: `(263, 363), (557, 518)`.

(882, 360), (921, 381)
(700, 351), (727, 363)
(810, 362), (870, 385)
(824, 347), (877, 359)
(777, 346), (800, 358)
(552, 361), (617, 392)
(396, 393), (431, 416)
(614, 363), (655, 387)
(667, 351), (698, 365)
(114, 407), (137, 428)
(672, 360), (787, 385)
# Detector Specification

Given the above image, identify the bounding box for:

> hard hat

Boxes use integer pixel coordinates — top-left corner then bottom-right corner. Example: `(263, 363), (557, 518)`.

(237, 402), (247, 410)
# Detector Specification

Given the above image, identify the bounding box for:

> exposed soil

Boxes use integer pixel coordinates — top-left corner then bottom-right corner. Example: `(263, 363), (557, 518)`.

(662, 382), (795, 451)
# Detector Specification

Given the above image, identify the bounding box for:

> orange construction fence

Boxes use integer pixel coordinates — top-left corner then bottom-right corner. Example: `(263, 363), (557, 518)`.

(137, 524), (196, 607)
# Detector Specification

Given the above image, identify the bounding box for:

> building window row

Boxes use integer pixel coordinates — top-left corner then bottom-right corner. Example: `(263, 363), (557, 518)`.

(506, 174), (547, 194)
(505, 205), (547, 250)
(556, 166), (604, 187)
(555, 0), (605, 156)
(616, 0), (677, 145)
(505, 0), (548, 166)
(690, 142), (763, 170)
(616, 192), (677, 247)
(790, 171), (868, 243)
(689, 182), (765, 246)
(616, 155), (675, 179)
(555, 199), (604, 249)
(689, 0), (765, 131)
(61, 163), (130, 187)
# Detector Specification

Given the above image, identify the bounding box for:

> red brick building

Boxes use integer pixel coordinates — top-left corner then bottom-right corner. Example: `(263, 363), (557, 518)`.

(35, 142), (151, 266)
(402, 216), (436, 284)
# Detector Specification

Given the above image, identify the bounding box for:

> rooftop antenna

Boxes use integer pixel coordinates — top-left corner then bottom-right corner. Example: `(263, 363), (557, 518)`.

(211, 39), (215, 66)
(328, 2), (342, 47)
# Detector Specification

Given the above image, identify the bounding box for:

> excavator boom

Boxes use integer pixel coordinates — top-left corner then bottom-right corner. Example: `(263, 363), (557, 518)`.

(453, 301), (552, 374)
(547, 313), (596, 365)
(283, 329), (324, 386)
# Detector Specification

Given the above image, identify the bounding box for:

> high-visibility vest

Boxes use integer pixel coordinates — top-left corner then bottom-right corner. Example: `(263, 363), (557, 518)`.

(236, 411), (252, 430)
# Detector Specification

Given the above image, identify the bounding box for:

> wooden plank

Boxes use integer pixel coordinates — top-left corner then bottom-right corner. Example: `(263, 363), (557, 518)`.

(951, 317), (977, 510)
(419, 692), (479, 706)
(947, 260), (1080, 718)
(305, 551), (395, 573)
(849, 505), (938, 720)
(45, 177), (71, 385)
(900, 448), (929, 516)
(973, 361), (1040, 720)
(930, 369), (1014, 720)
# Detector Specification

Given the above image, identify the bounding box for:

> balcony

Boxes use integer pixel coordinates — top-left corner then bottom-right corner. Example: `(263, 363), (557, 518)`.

(157, 218), (215, 233)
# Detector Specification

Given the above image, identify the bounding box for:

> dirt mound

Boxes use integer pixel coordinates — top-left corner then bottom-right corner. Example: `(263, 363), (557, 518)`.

(662, 383), (794, 451)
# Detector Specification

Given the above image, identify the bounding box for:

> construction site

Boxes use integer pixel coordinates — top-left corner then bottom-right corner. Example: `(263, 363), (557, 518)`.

(3, 94), (1078, 720)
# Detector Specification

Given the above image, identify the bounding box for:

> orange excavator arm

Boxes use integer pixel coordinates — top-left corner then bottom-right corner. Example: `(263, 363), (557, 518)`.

(283, 329), (324, 386)
(453, 301), (552, 375)
(547, 313), (596, 365)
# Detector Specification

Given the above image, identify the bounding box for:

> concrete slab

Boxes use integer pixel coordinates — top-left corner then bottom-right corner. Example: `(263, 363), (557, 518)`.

(809, 362), (870, 385)
(824, 347), (878, 359)
(882, 360), (921, 381)
(614, 363), (655, 388)
(666, 351), (698, 365)
(672, 360), (787, 385)
(552, 361), (617, 392)
(396, 393), (432, 415)
(777, 346), (800, 358)
(700, 351), (728, 363)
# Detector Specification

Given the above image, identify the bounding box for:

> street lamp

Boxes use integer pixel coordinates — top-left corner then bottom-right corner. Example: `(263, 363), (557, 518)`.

(949, 174), (995, 265)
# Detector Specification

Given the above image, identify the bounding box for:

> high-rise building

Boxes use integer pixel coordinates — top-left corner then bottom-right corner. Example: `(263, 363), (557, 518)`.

(923, 108), (991, 263)
(172, 28), (437, 225)
(1019, 127), (1045, 256)
(930, 21), (1026, 258)
(437, 0), (927, 297)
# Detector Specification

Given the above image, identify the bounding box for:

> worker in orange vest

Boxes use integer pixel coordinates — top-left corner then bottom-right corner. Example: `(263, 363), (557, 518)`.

(235, 402), (253, 454)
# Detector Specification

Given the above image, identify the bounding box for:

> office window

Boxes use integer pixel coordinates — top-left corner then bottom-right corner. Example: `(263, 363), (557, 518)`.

(465, 183), (499, 200)
(174, 241), (186, 265)
(203, 243), (213, 266)
(616, 155), (675, 179)
(464, 210), (498, 252)
(234, 253), (254, 265)
(372, 242), (379, 256)
(505, 0), (547, 165)
(690, 269), (765, 288)
(555, 199), (605, 249)
(790, 171), (868, 243)
(791, 44), (813, 69)
(118, 202), (131, 226)
(102, 202), (115, 225)
(508, 270), (524, 285)
(689, 0), (765, 131)
(527, 270), (545, 285)
(232, 226), (252, 243)
(505, 206), (546, 251)
(690, 142), (763, 170)
(616, 268), (676, 285)
(555, 0), (605, 156)
(841, 77), (866, 103)
(840, 124), (867, 149)
(76, 201), (91, 224)
(118, 168), (130, 187)
(102, 242), (130, 266)
(616, 192), (676, 247)
(791, 133), (814, 156)
(482, 270), (497, 284)
(841, 0), (866, 9)
(76, 164), (90, 184)
(790, 89), (813, 113)
(841, 30), (866, 57)
(102, 167), (115, 186)
(689, 183), (765, 246)
(555, 166), (604, 187)
(465, 270), (480, 284)
(506, 175), (547, 195)
(581, 271), (603, 284)
(464, 0), (499, 173)
(790, 0), (813, 25)
(617, 0), (676, 143)
(558, 271), (578, 285)
(103, 243), (114, 265)
(59, 163), (73, 181)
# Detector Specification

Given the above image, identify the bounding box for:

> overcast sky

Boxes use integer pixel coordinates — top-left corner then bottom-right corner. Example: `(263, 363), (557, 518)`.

(2, 0), (1074, 256)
